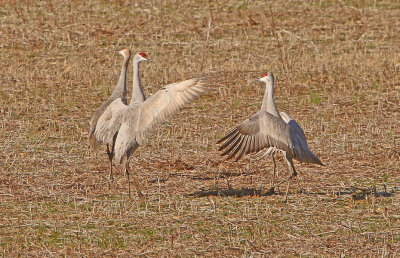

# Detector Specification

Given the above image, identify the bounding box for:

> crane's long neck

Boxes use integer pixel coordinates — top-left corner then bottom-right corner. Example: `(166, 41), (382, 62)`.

(112, 56), (130, 98)
(260, 77), (281, 119)
(131, 60), (146, 104)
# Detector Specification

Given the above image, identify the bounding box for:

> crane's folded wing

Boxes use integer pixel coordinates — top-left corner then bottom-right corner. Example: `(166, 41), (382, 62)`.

(94, 98), (128, 145)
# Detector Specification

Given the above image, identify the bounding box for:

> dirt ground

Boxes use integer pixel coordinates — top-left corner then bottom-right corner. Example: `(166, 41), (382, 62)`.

(0, 0), (399, 256)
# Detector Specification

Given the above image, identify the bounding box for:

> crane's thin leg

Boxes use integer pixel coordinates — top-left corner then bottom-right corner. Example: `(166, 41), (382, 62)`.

(284, 178), (292, 202)
(271, 153), (277, 187)
(106, 144), (114, 181)
(108, 134), (118, 181)
(274, 155), (297, 202)
(226, 175), (232, 190)
(132, 177), (144, 198)
(125, 155), (144, 199)
(125, 157), (132, 198)
(296, 176), (303, 194)
(215, 172), (220, 192)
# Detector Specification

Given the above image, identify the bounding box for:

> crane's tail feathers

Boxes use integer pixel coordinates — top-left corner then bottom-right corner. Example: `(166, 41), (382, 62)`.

(313, 155), (325, 166)
(307, 150), (324, 166)
(299, 150), (324, 166)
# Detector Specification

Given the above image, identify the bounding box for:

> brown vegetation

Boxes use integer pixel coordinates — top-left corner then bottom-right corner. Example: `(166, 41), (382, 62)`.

(0, 0), (399, 256)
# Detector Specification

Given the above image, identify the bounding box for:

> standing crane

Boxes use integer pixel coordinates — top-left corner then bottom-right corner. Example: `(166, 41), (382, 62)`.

(94, 66), (216, 197)
(88, 48), (132, 180)
(217, 73), (324, 201)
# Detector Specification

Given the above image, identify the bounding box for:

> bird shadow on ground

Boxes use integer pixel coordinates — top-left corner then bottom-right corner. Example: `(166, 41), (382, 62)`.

(335, 186), (396, 200)
(147, 171), (258, 184)
(187, 186), (396, 199)
(296, 186), (396, 200)
(187, 187), (276, 197)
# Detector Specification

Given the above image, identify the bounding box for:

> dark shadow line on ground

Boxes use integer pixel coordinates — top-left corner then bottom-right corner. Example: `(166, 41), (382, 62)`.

(147, 171), (258, 183)
(187, 188), (396, 199)
(187, 187), (275, 197)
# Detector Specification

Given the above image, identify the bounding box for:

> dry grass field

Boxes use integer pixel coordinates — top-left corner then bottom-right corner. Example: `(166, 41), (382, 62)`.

(1, 0), (400, 256)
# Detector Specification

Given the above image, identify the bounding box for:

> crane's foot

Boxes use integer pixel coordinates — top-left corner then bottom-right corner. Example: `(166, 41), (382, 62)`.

(270, 173), (297, 202)
(132, 178), (145, 199)
(296, 179), (303, 194)
(265, 187), (275, 195)
(136, 190), (145, 199)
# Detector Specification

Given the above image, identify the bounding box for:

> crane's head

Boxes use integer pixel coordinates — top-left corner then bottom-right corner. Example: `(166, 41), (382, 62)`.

(258, 72), (274, 83)
(135, 52), (148, 62)
(118, 48), (131, 58)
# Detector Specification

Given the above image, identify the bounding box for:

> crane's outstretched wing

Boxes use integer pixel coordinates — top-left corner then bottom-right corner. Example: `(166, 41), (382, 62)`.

(94, 98), (128, 146)
(280, 112), (324, 165)
(254, 111), (306, 159)
(113, 78), (216, 164)
(134, 78), (216, 144)
(217, 111), (294, 161)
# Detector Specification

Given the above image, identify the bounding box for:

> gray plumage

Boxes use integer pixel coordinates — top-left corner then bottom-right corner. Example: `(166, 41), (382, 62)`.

(88, 48), (130, 181)
(94, 76), (216, 197)
(217, 72), (323, 199)
(88, 48), (131, 151)
(88, 51), (148, 181)
(258, 111), (323, 165)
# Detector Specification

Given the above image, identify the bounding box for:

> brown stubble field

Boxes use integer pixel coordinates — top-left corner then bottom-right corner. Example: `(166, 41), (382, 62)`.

(1, 0), (400, 256)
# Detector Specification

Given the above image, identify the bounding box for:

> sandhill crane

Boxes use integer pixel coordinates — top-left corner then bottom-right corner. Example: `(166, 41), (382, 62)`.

(217, 72), (324, 201)
(94, 70), (216, 197)
(88, 48), (131, 179)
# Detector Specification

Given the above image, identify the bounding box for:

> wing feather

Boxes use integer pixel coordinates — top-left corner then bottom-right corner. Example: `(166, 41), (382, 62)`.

(93, 98), (127, 145)
(133, 78), (216, 144)
(222, 134), (242, 156)
(235, 136), (249, 161)
(217, 111), (294, 161)
(227, 136), (245, 160)
(113, 78), (217, 161)
(280, 112), (324, 165)
(88, 97), (120, 151)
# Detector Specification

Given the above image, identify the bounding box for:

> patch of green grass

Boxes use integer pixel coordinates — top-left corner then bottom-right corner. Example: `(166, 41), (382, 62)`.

(309, 90), (322, 105)
(143, 229), (155, 237)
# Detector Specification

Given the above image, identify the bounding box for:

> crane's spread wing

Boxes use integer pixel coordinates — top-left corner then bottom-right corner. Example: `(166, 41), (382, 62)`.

(253, 111), (307, 159)
(280, 112), (324, 165)
(217, 111), (294, 161)
(132, 78), (216, 144)
(93, 98), (127, 146)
